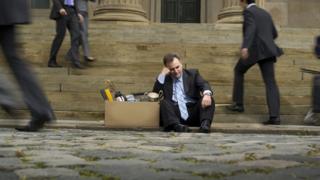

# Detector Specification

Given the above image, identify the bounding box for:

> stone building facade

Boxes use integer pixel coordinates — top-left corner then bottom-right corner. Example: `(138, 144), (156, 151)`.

(32, 0), (320, 28)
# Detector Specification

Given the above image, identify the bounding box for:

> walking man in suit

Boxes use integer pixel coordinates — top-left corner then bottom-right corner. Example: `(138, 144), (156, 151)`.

(0, 0), (55, 132)
(78, 0), (96, 63)
(304, 36), (320, 126)
(48, 0), (84, 69)
(226, 0), (283, 125)
(153, 53), (215, 133)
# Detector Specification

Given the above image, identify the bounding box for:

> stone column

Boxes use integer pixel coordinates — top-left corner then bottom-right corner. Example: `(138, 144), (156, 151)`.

(217, 0), (265, 24)
(217, 0), (242, 24)
(93, 0), (148, 22)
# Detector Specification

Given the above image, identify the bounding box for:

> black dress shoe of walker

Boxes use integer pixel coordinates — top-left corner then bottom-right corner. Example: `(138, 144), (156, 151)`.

(72, 61), (85, 69)
(263, 117), (281, 125)
(199, 120), (211, 133)
(48, 61), (62, 68)
(226, 103), (244, 112)
(173, 124), (191, 133)
(15, 113), (53, 132)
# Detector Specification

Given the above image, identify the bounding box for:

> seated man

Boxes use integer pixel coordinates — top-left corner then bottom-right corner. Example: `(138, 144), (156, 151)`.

(153, 53), (215, 133)
(304, 36), (320, 125)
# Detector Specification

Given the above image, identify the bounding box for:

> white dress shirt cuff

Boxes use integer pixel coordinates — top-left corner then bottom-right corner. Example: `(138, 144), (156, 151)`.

(157, 74), (165, 84)
(203, 90), (212, 96)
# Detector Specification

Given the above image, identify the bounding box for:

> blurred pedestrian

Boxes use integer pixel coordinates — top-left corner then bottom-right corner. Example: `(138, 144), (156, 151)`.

(226, 0), (283, 125)
(304, 36), (320, 126)
(0, 0), (55, 132)
(48, 0), (84, 69)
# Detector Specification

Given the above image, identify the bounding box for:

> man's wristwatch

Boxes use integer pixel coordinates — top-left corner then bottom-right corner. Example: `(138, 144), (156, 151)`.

(203, 91), (212, 97)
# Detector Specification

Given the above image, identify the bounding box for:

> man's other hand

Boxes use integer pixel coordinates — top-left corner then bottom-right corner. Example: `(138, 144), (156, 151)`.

(59, 8), (67, 16)
(241, 48), (249, 60)
(201, 95), (212, 108)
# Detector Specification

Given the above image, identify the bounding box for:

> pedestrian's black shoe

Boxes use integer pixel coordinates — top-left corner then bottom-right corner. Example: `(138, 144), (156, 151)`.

(226, 103), (244, 112)
(173, 124), (191, 133)
(15, 113), (54, 132)
(263, 117), (280, 125)
(199, 120), (211, 133)
(48, 61), (62, 68)
(72, 62), (85, 69)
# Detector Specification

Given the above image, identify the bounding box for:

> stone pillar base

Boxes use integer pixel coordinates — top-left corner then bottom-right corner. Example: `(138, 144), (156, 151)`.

(93, 0), (149, 22)
(93, 7), (148, 22)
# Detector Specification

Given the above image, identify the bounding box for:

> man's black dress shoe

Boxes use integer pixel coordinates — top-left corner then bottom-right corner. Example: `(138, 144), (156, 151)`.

(48, 62), (62, 68)
(199, 120), (211, 133)
(171, 124), (191, 132)
(226, 103), (244, 112)
(15, 113), (54, 132)
(72, 62), (85, 69)
(263, 117), (280, 125)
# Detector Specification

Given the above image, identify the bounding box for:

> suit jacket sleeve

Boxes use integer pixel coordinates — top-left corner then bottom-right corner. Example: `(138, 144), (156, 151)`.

(241, 10), (256, 49)
(194, 69), (212, 93)
(52, 0), (63, 11)
(152, 78), (164, 94)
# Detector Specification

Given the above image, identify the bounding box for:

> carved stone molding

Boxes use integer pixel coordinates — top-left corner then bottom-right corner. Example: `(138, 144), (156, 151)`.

(217, 0), (265, 24)
(93, 0), (148, 22)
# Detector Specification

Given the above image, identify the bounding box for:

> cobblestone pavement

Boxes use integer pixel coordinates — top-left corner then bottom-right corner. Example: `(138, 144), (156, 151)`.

(0, 128), (319, 180)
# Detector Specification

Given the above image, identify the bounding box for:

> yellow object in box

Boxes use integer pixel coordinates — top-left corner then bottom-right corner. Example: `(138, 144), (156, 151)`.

(104, 89), (113, 102)
(105, 101), (160, 129)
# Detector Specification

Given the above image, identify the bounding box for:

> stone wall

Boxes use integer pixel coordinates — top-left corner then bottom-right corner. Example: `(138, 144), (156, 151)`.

(265, 0), (320, 28)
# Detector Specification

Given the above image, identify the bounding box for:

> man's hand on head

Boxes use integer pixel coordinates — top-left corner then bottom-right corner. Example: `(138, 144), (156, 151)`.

(160, 67), (170, 76)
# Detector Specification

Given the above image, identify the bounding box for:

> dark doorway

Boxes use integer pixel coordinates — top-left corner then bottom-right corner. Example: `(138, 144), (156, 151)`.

(31, 0), (50, 9)
(161, 0), (200, 23)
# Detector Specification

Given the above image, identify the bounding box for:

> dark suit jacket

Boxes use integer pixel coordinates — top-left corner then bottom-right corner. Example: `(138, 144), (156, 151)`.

(315, 36), (320, 58)
(0, 0), (30, 25)
(153, 69), (212, 102)
(242, 5), (283, 62)
(50, 0), (80, 20)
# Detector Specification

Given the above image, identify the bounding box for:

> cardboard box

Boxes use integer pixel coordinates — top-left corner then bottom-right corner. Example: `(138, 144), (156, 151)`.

(105, 101), (160, 128)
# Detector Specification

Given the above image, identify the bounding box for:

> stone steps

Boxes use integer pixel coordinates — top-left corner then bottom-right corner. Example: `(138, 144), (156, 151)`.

(0, 105), (309, 125)
(0, 15), (318, 124)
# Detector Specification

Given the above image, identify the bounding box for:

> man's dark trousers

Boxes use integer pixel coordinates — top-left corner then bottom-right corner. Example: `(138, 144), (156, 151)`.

(0, 25), (53, 119)
(160, 97), (215, 129)
(313, 75), (320, 113)
(49, 7), (80, 64)
(232, 57), (280, 118)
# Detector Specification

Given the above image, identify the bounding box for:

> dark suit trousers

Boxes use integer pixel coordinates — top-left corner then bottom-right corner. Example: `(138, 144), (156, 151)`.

(0, 25), (53, 119)
(49, 7), (80, 63)
(160, 97), (215, 129)
(232, 57), (280, 118)
(313, 75), (320, 113)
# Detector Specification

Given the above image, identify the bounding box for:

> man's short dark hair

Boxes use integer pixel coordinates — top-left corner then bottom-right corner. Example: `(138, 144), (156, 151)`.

(163, 53), (181, 66)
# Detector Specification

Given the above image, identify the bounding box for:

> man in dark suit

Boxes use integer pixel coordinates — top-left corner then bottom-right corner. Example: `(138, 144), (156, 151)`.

(153, 53), (215, 133)
(226, 0), (283, 125)
(0, 0), (55, 131)
(304, 36), (320, 126)
(48, 0), (84, 69)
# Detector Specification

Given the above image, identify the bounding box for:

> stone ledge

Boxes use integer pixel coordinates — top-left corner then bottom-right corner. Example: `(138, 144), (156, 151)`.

(0, 119), (319, 135)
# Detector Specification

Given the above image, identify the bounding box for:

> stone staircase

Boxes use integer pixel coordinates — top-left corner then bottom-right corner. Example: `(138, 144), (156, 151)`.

(0, 10), (319, 125)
